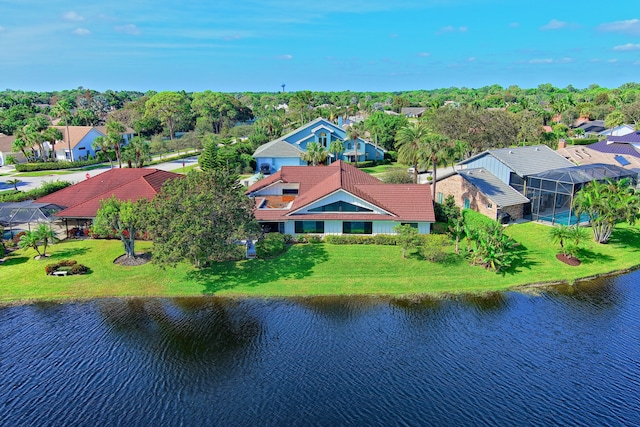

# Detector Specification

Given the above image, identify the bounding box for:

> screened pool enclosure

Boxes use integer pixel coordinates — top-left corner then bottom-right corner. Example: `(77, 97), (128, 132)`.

(525, 164), (637, 225)
(0, 201), (63, 237)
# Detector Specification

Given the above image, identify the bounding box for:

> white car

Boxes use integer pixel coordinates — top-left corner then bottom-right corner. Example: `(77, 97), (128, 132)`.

(407, 166), (429, 174)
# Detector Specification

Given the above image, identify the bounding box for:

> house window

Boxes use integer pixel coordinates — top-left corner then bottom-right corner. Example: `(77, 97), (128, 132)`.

(400, 223), (418, 229)
(343, 221), (372, 234)
(437, 192), (444, 204)
(319, 132), (328, 148)
(487, 203), (493, 209)
(309, 201), (373, 213)
(283, 189), (299, 195)
(463, 198), (470, 209)
(295, 221), (324, 234)
(347, 142), (352, 149)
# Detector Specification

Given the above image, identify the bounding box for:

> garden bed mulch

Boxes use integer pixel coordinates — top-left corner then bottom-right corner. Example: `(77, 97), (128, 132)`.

(556, 254), (581, 266)
(114, 252), (152, 266)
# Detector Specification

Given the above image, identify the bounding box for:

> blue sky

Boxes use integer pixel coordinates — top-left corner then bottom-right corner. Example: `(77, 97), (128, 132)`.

(2, 0), (639, 92)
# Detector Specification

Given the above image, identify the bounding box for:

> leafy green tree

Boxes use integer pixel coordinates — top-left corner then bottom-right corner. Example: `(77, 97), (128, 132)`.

(573, 179), (640, 243)
(363, 111), (408, 151)
(143, 170), (258, 267)
(301, 142), (328, 166)
(393, 224), (420, 258)
(421, 131), (450, 200)
(192, 91), (252, 134)
(145, 91), (190, 140)
(604, 110), (625, 135)
(199, 135), (221, 171)
(42, 127), (63, 160)
(93, 197), (141, 259)
(124, 136), (150, 168)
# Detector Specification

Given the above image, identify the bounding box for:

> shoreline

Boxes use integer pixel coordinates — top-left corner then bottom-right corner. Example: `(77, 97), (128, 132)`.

(2, 263), (637, 307)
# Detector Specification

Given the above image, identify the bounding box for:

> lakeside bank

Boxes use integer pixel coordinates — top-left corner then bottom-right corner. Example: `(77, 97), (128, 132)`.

(1, 222), (639, 304)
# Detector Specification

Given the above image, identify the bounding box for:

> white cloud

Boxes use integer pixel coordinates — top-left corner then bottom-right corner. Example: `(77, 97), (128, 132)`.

(437, 25), (467, 34)
(115, 24), (141, 36)
(73, 28), (90, 36)
(63, 11), (84, 22)
(528, 57), (572, 64)
(276, 54), (293, 60)
(468, 57), (476, 62)
(598, 19), (640, 35)
(613, 43), (640, 51)
(608, 59), (619, 63)
(529, 58), (553, 64)
(416, 52), (430, 57)
(540, 19), (576, 30)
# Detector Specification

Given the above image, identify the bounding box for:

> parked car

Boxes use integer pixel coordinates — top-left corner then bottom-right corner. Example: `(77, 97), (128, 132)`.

(259, 163), (271, 175)
(407, 166), (426, 174)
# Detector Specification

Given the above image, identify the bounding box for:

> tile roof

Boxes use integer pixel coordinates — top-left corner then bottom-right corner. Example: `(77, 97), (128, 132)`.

(36, 168), (181, 218)
(247, 160), (435, 222)
(458, 168), (529, 207)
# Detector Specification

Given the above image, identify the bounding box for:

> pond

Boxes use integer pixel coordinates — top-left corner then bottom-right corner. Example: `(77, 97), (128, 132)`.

(2, 272), (640, 426)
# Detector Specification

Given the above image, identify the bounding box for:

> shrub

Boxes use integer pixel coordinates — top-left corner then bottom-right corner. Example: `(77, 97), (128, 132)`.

(12, 231), (26, 245)
(355, 160), (375, 168)
(255, 233), (286, 258)
(567, 138), (599, 146)
(382, 169), (413, 184)
(15, 159), (102, 172)
(0, 180), (72, 203)
(419, 234), (452, 262)
(462, 209), (496, 232)
(0, 243), (4, 258)
(45, 259), (87, 275)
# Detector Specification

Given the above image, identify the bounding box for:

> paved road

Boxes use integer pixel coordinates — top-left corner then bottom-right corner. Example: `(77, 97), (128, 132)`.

(0, 155), (199, 192)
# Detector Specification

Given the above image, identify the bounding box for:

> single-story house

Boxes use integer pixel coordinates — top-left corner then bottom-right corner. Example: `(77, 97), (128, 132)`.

(0, 134), (27, 166)
(439, 145), (575, 223)
(246, 160), (435, 236)
(36, 168), (181, 231)
(49, 125), (134, 162)
(252, 118), (385, 174)
(401, 107), (427, 118)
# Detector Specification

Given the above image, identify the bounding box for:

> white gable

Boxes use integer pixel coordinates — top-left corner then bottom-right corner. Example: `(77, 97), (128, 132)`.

(290, 189), (393, 216)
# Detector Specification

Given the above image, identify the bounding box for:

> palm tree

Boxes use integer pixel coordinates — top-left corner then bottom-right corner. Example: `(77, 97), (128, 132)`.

(42, 127), (63, 160)
(6, 178), (20, 191)
(51, 100), (74, 161)
(395, 122), (430, 183)
(128, 136), (151, 167)
(422, 132), (451, 200)
(106, 120), (126, 168)
(328, 140), (345, 164)
(92, 136), (114, 168)
(34, 224), (58, 257)
(12, 130), (31, 162)
(18, 230), (42, 258)
(346, 122), (364, 167)
(301, 142), (328, 166)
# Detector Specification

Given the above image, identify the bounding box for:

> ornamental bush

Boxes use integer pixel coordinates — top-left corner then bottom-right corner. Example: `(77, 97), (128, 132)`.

(45, 259), (88, 275)
(255, 233), (286, 258)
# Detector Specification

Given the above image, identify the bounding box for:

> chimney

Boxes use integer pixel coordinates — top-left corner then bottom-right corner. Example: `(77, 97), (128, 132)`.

(558, 139), (567, 149)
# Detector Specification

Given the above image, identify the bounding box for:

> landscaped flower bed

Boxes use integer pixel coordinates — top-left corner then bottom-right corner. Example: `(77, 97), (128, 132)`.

(45, 259), (89, 276)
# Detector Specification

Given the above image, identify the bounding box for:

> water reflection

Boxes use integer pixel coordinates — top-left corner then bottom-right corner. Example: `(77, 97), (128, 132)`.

(1, 273), (640, 427)
(99, 298), (262, 364)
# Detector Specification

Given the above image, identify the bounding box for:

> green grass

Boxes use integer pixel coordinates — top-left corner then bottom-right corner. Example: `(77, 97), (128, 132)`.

(359, 163), (405, 174)
(1, 222), (640, 303)
(15, 170), (74, 177)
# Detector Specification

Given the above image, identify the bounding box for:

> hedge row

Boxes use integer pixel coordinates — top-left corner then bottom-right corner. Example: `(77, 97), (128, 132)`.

(0, 180), (72, 203)
(566, 138), (600, 146)
(15, 158), (103, 172)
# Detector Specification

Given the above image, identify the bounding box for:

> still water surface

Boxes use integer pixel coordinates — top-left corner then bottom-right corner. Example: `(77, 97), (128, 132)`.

(2, 273), (640, 426)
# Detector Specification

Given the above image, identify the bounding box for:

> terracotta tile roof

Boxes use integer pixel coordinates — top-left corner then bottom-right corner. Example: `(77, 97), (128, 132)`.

(247, 160), (435, 222)
(36, 168), (181, 218)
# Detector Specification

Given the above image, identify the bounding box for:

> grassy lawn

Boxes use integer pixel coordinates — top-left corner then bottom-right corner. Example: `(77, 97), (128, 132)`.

(1, 222), (640, 303)
(15, 170), (74, 177)
(359, 163), (405, 175)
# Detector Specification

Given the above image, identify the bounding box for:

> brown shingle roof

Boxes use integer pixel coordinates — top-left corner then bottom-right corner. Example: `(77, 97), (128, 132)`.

(36, 168), (181, 218)
(247, 160), (435, 222)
